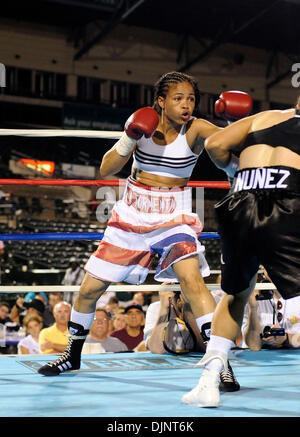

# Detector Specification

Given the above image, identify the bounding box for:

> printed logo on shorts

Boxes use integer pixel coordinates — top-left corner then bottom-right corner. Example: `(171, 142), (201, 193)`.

(233, 168), (290, 192)
(125, 186), (176, 214)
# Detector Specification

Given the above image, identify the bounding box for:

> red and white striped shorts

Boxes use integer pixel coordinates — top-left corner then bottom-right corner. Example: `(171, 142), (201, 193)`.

(84, 177), (210, 284)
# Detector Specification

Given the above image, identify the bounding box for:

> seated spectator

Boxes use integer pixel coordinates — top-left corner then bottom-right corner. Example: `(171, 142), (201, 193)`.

(10, 297), (46, 327)
(110, 304), (145, 351)
(112, 309), (126, 332)
(144, 286), (240, 391)
(144, 289), (206, 355)
(0, 240), (5, 258)
(0, 301), (11, 326)
(242, 268), (300, 350)
(17, 314), (43, 355)
(131, 292), (150, 312)
(106, 296), (120, 317)
(82, 309), (128, 354)
(39, 301), (71, 354)
(0, 300), (21, 354)
(116, 283), (134, 308)
(144, 282), (226, 354)
(42, 292), (63, 327)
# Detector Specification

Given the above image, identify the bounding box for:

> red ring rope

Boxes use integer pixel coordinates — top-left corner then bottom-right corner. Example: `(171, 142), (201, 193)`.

(0, 179), (230, 188)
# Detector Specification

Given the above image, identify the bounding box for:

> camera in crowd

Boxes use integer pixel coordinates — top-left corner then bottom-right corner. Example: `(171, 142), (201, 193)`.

(255, 279), (274, 300)
(255, 290), (274, 300)
(260, 326), (285, 339)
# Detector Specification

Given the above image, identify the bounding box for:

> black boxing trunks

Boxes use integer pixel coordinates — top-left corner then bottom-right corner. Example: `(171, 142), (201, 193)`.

(215, 166), (300, 299)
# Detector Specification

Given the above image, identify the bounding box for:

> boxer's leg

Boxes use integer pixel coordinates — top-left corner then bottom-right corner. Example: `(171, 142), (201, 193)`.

(181, 274), (257, 407)
(38, 274), (109, 376)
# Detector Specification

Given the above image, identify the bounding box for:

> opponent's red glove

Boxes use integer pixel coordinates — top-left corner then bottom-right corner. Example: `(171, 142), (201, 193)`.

(125, 107), (159, 140)
(215, 91), (252, 122)
(115, 107), (159, 156)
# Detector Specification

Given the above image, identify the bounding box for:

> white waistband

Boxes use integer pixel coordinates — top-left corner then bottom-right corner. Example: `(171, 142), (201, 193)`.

(122, 178), (192, 215)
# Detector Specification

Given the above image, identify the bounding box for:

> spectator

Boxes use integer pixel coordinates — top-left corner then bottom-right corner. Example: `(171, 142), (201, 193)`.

(144, 288), (240, 391)
(242, 268), (300, 350)
(23, 298), (45, 323)
(110, 304), (145, 351)
(39, 301), (71, 354)
(82, 309), (128, 354)
(0, 301), (21, 354)
(10, 297), (46, 327)
(22, 292), (57, 328)
(0, 240), (4, 258)
(131, 292), (149, 312)
(106, 296), (120, 316)
(48, 292), (63, 311)
(42, 292), (63, 327)
(0, 301), (11, 325)
(61, 257), (85, 304)
(17, 314), (43, 355)
(116, 287), (134, 308)
(112, 310), (126, 332)
(144, 287), (221, 355)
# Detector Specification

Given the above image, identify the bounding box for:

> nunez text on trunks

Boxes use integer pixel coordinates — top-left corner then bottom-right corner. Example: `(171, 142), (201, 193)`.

(231, 166), (299, 193)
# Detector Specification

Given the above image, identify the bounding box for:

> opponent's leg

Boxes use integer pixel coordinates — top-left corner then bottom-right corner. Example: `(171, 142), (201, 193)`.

(38, 274), (109, 376)
(181, 274), (257, 407)
(174, 255), (240, 392)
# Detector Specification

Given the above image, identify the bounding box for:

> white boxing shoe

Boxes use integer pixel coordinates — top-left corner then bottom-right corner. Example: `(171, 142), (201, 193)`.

(181, 368), (220, 408)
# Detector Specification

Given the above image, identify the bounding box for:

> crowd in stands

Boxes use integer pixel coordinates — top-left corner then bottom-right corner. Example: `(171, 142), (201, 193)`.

(0, 288), (150, 355)
(1, 266), (300, 357)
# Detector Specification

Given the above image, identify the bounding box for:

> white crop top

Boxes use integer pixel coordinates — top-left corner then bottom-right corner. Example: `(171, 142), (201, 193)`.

(133, 123), (199, 179)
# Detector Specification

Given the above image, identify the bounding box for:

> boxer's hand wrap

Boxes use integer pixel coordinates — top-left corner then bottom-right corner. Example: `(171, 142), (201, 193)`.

(215, 91), (252, 122)
(223, 154), (239, 179)
(114, 132), (136, 157)
(115, 107), (159, 157)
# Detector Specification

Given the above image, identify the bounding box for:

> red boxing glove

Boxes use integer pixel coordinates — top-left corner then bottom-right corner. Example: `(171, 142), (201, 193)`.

(125, 107), (159, 140)
(215, 91), (253, 122)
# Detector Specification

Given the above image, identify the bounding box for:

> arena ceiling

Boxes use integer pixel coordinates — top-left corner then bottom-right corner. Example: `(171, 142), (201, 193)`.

(1, 0), (300, 66)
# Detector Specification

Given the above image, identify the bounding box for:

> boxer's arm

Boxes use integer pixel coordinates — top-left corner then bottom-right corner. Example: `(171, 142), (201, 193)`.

(192, 90), (252, 155)
(146, 291), (174, 354)
(205, 114), (257, 171)
(190, 119), (222, 155)
(100, 107), (159, 177)
(100, 147), (133, 178)
(243, 291), (263, 351)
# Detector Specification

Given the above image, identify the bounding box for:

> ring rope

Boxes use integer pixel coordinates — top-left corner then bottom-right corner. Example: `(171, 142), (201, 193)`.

(0, 129), (123, 139)
(0, 232), (220, 241)
(0, 179), (230, 188)
(0, 283), (276, 294)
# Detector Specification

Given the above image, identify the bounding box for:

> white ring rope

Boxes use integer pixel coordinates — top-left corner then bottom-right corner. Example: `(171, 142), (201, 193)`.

(0, 129), (122, 139)
(0, 283), (276, 294)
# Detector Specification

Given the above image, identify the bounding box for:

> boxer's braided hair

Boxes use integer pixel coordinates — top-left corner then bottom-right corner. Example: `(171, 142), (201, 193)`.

(153, 71), (200, 115)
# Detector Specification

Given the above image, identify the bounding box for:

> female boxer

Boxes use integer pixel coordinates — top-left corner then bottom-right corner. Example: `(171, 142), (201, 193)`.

(38, 71), (251, 376)
(182, 96), (300, 407)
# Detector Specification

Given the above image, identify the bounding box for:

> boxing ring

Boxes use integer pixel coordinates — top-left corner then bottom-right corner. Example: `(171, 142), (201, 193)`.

(0, 129), (299, 420)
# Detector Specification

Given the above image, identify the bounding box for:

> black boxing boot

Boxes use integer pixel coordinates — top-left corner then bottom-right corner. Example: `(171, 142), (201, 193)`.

(38, 321), (89, 376)
(200, 323), (240, 392)
(219, 361), (240, 392)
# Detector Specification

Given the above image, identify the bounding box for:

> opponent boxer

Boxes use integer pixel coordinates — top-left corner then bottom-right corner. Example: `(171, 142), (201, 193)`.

(182, 95), (300, 407)
(38, 71), (251, 376)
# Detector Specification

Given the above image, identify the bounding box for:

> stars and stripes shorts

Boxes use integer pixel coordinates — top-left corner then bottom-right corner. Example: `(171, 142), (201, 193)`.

(84, 177), (210, 284)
